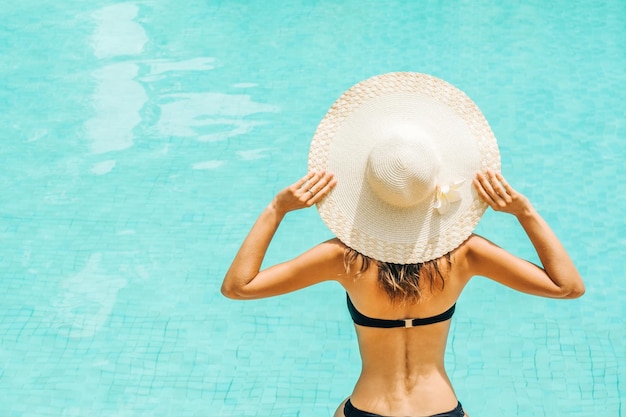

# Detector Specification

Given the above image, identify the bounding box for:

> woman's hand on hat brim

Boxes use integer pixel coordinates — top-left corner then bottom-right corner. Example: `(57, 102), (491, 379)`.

(272, 171), (336, 215)
(473, 171), (531, 217)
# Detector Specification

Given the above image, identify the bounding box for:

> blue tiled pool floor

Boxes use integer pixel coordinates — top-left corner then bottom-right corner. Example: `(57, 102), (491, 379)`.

(0, 1), (624, 416)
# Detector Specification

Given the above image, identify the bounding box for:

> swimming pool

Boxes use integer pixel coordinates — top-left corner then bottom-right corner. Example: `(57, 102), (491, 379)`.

(0, 1), (623, 415)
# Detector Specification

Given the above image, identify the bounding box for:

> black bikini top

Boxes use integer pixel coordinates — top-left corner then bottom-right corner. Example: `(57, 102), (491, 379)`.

(346, 293), (456, 329)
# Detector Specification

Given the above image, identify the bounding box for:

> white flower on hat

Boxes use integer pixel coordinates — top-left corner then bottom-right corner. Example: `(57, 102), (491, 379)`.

(434, 179), (466, 215)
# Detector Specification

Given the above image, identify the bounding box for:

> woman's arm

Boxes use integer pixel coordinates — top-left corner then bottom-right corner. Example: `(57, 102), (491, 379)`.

(221, 171), (339, 300)
(468, 171), (585, 299)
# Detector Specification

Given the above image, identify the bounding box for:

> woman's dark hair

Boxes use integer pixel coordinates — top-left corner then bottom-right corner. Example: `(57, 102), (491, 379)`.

(344, 247), (451, 304)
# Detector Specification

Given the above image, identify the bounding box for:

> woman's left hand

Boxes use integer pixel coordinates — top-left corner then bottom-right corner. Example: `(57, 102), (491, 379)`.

(272, 171), (336, 215)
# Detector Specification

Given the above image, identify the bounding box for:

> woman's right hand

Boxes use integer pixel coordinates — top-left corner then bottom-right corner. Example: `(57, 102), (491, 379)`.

(473, 170), (531, 217)
(272, 170), (336, 215)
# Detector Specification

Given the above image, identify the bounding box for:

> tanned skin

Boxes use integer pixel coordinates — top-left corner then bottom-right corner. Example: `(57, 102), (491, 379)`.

(222, 170), (584, 417)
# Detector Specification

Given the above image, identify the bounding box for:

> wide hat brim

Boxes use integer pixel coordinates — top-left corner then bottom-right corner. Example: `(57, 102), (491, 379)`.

(308, 72), (500, 264)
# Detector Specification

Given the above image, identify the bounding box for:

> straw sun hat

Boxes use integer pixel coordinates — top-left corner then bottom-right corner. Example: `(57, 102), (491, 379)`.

(308, 72), (500, 264)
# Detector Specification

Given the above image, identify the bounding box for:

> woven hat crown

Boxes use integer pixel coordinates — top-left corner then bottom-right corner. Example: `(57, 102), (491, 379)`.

(366, 136), (440, 208)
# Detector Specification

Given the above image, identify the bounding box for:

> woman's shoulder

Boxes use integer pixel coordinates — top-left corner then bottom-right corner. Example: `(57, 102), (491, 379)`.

(303, 238), (350, 274)
(448, 234), (494, 279)
(317, 238), (349, 258)
(457, 233), (495, 257)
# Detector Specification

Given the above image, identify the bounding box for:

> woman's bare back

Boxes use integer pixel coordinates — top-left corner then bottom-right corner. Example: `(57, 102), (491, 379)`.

(337, 241), (470, 416)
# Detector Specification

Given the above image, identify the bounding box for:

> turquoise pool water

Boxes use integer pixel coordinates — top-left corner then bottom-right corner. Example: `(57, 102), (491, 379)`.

(0, 1), (624, 416)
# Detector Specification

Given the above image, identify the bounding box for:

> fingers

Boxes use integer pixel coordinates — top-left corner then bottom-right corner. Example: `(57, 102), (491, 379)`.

(302, 171), (336, 205)
(288, 171), (336, 208)
(307, 172), (337, 205)
(274, 171), (336, 214)
(495, 172), (515, 197)
(473, 174), (496, 208)
(293, 171), (317, 189)
(473, 170), (510, 210)
(489, 171), (513, 204)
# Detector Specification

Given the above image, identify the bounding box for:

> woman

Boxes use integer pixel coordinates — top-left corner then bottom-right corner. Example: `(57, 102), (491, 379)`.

(221, 73), (584, 417)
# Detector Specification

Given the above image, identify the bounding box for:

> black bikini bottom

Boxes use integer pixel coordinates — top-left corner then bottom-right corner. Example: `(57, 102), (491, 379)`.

(344, 399), (465, 417)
